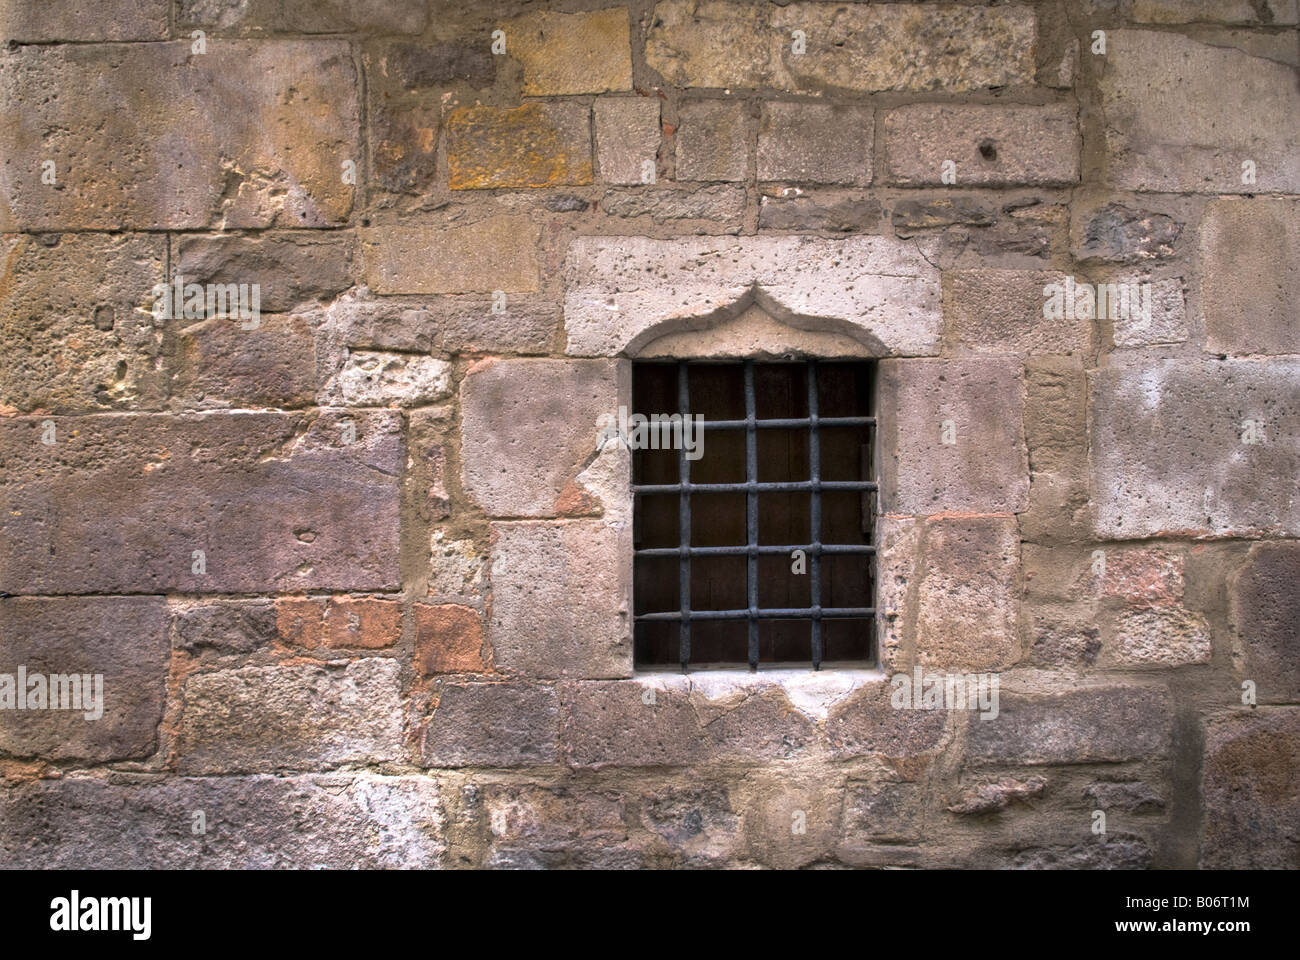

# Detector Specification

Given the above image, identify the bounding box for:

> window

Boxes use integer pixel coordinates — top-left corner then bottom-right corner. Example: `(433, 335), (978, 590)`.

(632, 359), (877, 671)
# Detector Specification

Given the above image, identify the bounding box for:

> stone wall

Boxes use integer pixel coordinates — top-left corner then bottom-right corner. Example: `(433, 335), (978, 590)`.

(1, 0), (1297, 869)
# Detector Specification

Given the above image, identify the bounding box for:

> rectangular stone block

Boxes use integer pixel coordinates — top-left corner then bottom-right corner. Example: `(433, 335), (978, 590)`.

(360, 217), (539, 294)
(968, 685), (1173, 764)
(0, 411), (403, 594)
(0, 0), (167, 40)
(170, 314), (319, 409)
(943, 269), (1091, 355)
(675, 100), (749, 182)
(877, 357), (1029, 514)
(177, 0), (428, 34)
(326, 352), (452, 407)
(1229, 543), (1300, 702)
(173, 232), (356, 314)
(422, 683), (559, 768)
(447, 103), (592, 189)
(758, 102), (872, 185)
(0, 774), (443, 868)
(595, 97), (661, 185)
(0, 233), (166, 413)
(1090, 359), (1300, 538)
(0, 597), (169, 762)
(1199, 198), (1300, 355)
(1200, 708), (1300, 869)
(0, 41), (358, 230)
(646, 1), (1036, 93)
(505, 8), (633, 95)
(1131, 1), (1297, 28)
(1100, 31), (1300, 193)
(489, 521), (632, 679)
(883, 104), (1079, 187)
(460, 359), (622, 517)
(176, 659), (403, 773)
(275, 596), (402, 651)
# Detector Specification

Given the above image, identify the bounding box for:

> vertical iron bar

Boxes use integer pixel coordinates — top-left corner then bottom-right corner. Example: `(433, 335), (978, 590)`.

(678, 361), (691, 673)
(808, 361), (823, 669)
(745, 360), (759, 670)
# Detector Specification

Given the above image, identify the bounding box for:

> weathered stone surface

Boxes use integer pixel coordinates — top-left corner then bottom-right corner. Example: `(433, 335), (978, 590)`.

(170, 314), (318, 409)
(1108, 607), (1211, 666)
(422, 683), (559, 768)
(173, 233), (355, 313)
(892, 196), (998, 234)
(461, 359), (621, 517)
(1229, 542), (1300, 701)
(0, 411), (403, 594)
(675, 100), (749, 182)
(470, 781), (636, 868)
(843, 782), (926, 840)
(943, 269), (1091, 355)
(1099, 31), (1300, 193)
(1090, 359), (1300, 538)
(758, 103), (872, 185)
(176, 659), (403, 773)
(447, 103), (593, 189)
(1007, 835), (1153, 869)
(0, 0), (166, 40)
(1074, 203), (1182, 263)
(759, 192), (882, 232)
(177, 0), (427, 34)
(741, 775), (842, 868)
(0, 41), (358, 230)
(1200, 708), (1300, 869)
(601, 185), (746, 223)
(877, 357), (1029, 514)
(0, 597), (169, 762)
(908, 198), (1067, 269)
(506, 8), (632, 95)
(414, 603), (490, 676)
(641, 783), (742, 864)
(323, 287), (556, 353)
(595, 97), (661, 185)
(881, 516), (1022, 671)
(0, 774), (443, 868)
(360, 217), (540, 294)
(173, 600), (276, 656)
(563, 234), (941, 357)
(328, 351), (452, 407)
(372, 40), (495, 88)
(0, 233), (166, 413)
(489, 521), (631, 679)
(275, 596), (401, 650)
(1130, 0), (1297, 25)
(968, 686), (1173, 764)
(1199, 198), (1300, 355)
(1083, 781), (1164, 813)
(646, 1), (1036, 93)
(1109, 276), (1187, 347)
(948, 776), (1046, 815)
(883, 104), (1079, 187)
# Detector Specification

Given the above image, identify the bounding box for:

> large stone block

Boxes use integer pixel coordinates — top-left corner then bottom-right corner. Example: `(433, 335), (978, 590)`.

(177, 0), (428, 34)
(968, 685), (1173, 764)
(176, 659), (404, 773)
(0, 774), (444, 868)
(675, 100), (749, 182)
(0, 233), (166, 413)
(360, 217), (540, 294)
(943, 269), (1091, 355)
(877, 357), (1029, 514)
(447, 103), (593, 189)
(883, 104), (1079, 187)
(1090, 359), (1300, 538)
(460, 359), (621, 517)
(173, 232), (355, 313)
(0, 0), (167, 40)
(562, 235), (941, 357)
(327, 351), (452, 408)
(645, 1), (1036, 93)
(0, 597), (169, 762)
(1200, 708), (1300, 869)
(489, 521), (632, 679)
(0, 41), (358, 230)
(758, 102), (873, 185)
(169, 313), (319, 409)
(1229, 542), (1300, 702)
(1099, 31), (1300, 193)
(422, 683), (559, 768)
(595, 97), (661, 185)
(0, 411), (403, 594)
(1199, 198), (1300, 355)
(322, 288), (556, 354)
(504, 8), (633, 95)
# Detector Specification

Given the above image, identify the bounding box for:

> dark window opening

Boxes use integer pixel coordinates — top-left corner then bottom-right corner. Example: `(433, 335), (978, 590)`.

(632, 360), (877, 671)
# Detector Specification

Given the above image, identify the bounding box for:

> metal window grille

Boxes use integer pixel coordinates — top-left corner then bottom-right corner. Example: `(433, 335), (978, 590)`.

(632, 359), (877, 672)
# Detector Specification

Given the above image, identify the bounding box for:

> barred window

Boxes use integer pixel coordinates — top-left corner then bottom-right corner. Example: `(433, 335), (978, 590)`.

(632, 360), (877, 671)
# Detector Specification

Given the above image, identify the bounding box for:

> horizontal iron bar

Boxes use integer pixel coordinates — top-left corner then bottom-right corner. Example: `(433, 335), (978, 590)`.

(636, 607), (875, 622)
(636, 544), (875, 557)
(696, 416), (874, 429)
(633, 480), (877, 494)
